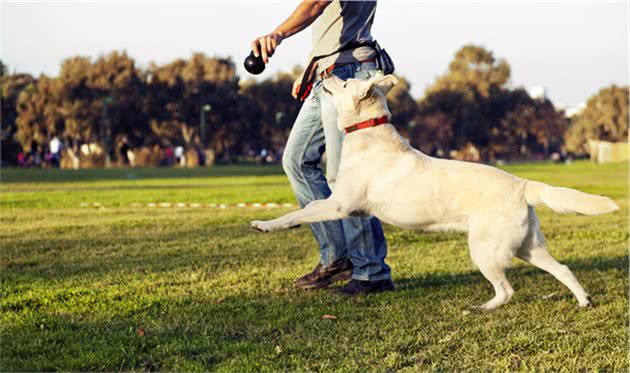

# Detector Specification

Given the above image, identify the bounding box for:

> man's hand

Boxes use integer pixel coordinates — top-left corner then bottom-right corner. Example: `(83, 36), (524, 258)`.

(251, 32), (285, 64)
(291, 78), (302, 99)
(250, 1), (331, 65)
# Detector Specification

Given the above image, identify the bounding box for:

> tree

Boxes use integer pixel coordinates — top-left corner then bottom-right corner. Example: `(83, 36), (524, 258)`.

(413, 89), (468, 153)
(494, 89), (567, 158)
(1, 45), (584, 167)
(15, 76), (63, 152)
(426, 44), (510, 98)
(386, 76), (417, 137)
(415, 45), (566, 160)
(565, 85), (629, 155)
(87, 51), (147, 153)
(1, 61), (35, 164)
(13, 51), (149, 164)
(238, 67), (301, 157)
(417, 45), (512, 157)
(55, 56), (98, 146)
(145, 53), (241, 158)
(408, 111), (454, 155)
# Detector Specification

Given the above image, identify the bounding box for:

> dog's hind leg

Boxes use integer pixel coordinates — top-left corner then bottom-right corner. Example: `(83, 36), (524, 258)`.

(467, 216), (526, 311)
(517, 209), (590, 307)
(469, 243), (515, 311)
(250, 198), (348, 232)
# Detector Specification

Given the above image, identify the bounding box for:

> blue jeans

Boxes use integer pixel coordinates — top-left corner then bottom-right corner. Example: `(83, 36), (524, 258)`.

(282, 62), (391, 281)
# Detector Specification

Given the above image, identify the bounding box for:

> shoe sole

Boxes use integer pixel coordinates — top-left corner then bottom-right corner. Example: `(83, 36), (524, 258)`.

(296, 269), (353, 290)
(337, 286), (395, 296)
(336, 283), (395, 296)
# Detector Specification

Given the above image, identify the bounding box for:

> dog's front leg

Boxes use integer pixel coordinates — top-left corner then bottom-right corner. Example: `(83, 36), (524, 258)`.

(250, 198), (347, 233)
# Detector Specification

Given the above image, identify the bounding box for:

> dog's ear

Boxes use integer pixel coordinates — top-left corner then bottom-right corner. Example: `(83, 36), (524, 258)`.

(358, 74), (399, 100)
(374, 74), (398, 95)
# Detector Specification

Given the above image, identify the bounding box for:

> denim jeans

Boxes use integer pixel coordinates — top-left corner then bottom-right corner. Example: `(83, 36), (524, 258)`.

(282, 61), (391, 281)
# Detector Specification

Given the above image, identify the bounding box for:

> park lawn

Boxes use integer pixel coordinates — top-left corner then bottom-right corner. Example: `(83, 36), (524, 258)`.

(0, 161), (627, 371)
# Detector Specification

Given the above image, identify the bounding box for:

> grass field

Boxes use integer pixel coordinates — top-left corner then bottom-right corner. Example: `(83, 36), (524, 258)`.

(1, 161), (627, 371)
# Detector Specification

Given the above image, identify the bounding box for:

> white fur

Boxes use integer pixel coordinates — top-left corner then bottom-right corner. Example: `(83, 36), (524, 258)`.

(251, 73), (619, 310)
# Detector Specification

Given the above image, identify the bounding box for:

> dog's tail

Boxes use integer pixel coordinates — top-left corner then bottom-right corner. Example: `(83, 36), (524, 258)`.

(524, 180), (619, 215)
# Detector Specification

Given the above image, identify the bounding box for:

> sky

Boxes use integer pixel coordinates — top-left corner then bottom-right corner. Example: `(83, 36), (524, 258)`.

(1, 1), (628, 108)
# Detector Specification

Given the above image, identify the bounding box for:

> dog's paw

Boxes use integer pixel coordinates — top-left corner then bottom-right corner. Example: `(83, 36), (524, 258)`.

(469, 304), (493, 313)
(250, 220), (274, 232)
(469, 298), (506, 312)
(578, 294), (592, 308)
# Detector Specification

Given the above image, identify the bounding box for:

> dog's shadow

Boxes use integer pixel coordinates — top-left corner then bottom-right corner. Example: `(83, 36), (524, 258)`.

(393, 255), (627, 292)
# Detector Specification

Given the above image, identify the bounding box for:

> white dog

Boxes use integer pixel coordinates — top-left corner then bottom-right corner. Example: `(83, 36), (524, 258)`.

(251, 73), (619, 310)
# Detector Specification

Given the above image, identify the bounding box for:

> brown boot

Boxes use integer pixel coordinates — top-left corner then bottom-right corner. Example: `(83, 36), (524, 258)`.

(295, 258), (353, 289)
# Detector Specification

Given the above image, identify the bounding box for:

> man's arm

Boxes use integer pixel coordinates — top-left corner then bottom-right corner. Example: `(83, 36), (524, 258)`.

(252, 0), (331, 64)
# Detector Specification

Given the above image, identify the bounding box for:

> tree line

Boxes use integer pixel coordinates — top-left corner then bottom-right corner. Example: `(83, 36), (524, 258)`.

(1, 44), (627, 167)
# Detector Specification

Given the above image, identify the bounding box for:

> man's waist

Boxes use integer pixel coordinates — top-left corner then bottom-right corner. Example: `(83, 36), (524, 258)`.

(317, 58), (377, 80)
(314, 45), (377, 75)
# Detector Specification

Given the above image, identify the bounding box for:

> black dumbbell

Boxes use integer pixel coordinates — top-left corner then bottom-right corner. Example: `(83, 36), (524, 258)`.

(244, 51), (265, 75)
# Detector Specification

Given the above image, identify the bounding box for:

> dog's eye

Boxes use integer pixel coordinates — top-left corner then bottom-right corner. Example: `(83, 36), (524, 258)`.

(343, 82), (348, 88)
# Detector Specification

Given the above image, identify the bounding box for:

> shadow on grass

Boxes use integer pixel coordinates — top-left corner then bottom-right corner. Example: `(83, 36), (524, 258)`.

(1, 165), (286, 183)
(2, 224), (312, 283)
(394, 255), (628, 291)
(1, 254), (628, 371)
(5, 218), (627, 291)
(9, 181), (290, 193)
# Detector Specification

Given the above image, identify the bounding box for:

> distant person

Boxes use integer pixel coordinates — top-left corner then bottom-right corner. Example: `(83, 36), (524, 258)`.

(164, 146), (174, 166)
(197, 146), (206, 166)
(250, 0), (395, 295)
(259, 148), (268, 165)
(49, 136), (61, 168)
(174, 146), (185, 167)
(119, 136), (130, 166)
(29, 143), (42, 168)
(17, 152), (25, 168)
(127, 149), (136, 167)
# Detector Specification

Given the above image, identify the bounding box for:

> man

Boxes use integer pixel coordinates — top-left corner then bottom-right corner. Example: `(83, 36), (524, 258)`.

(119, 136), (130, 166)
(49, 136), (61, 168)
(251, 0), (393, 295)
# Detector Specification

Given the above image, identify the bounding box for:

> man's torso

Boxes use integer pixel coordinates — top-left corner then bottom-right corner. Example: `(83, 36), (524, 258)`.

(311, 1), (377, 74)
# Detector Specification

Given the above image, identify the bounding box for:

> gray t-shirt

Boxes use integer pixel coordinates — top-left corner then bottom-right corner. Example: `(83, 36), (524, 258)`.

(310, 0), (378, 75)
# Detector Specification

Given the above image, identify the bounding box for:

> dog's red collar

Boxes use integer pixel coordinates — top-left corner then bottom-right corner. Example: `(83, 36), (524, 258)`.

(344, 116), (389, 134)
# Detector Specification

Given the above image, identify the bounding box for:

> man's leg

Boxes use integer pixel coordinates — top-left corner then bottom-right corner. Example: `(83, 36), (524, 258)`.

(282, 84), (351, 288)
(320, 63), (392, 288)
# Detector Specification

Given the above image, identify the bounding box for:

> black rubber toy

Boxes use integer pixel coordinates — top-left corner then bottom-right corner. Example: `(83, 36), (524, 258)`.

(244, 51), (265, 75)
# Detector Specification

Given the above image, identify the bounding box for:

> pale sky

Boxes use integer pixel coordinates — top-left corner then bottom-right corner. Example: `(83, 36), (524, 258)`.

(1, 1), (628, 108)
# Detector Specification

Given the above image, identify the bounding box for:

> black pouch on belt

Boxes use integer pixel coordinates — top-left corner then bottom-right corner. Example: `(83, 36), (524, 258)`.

(295, 40), (395, 101)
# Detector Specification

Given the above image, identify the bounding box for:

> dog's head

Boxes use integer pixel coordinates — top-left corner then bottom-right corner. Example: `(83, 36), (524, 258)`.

(322, 73), (398, 131)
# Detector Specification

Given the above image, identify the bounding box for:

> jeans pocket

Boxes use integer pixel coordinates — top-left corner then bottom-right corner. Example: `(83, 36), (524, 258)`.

(310, 79), (323, 101)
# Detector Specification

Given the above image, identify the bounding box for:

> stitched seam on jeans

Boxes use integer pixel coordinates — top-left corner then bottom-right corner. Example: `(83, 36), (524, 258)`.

(357, 68), (379, 275)
(295, 100), (342, 266)
(343, 66), (380, 278)
(357, 218), (374, 278)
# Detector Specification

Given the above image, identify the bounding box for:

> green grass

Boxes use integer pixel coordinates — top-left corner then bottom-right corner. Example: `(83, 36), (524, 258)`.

(1, 161), (627, 371)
